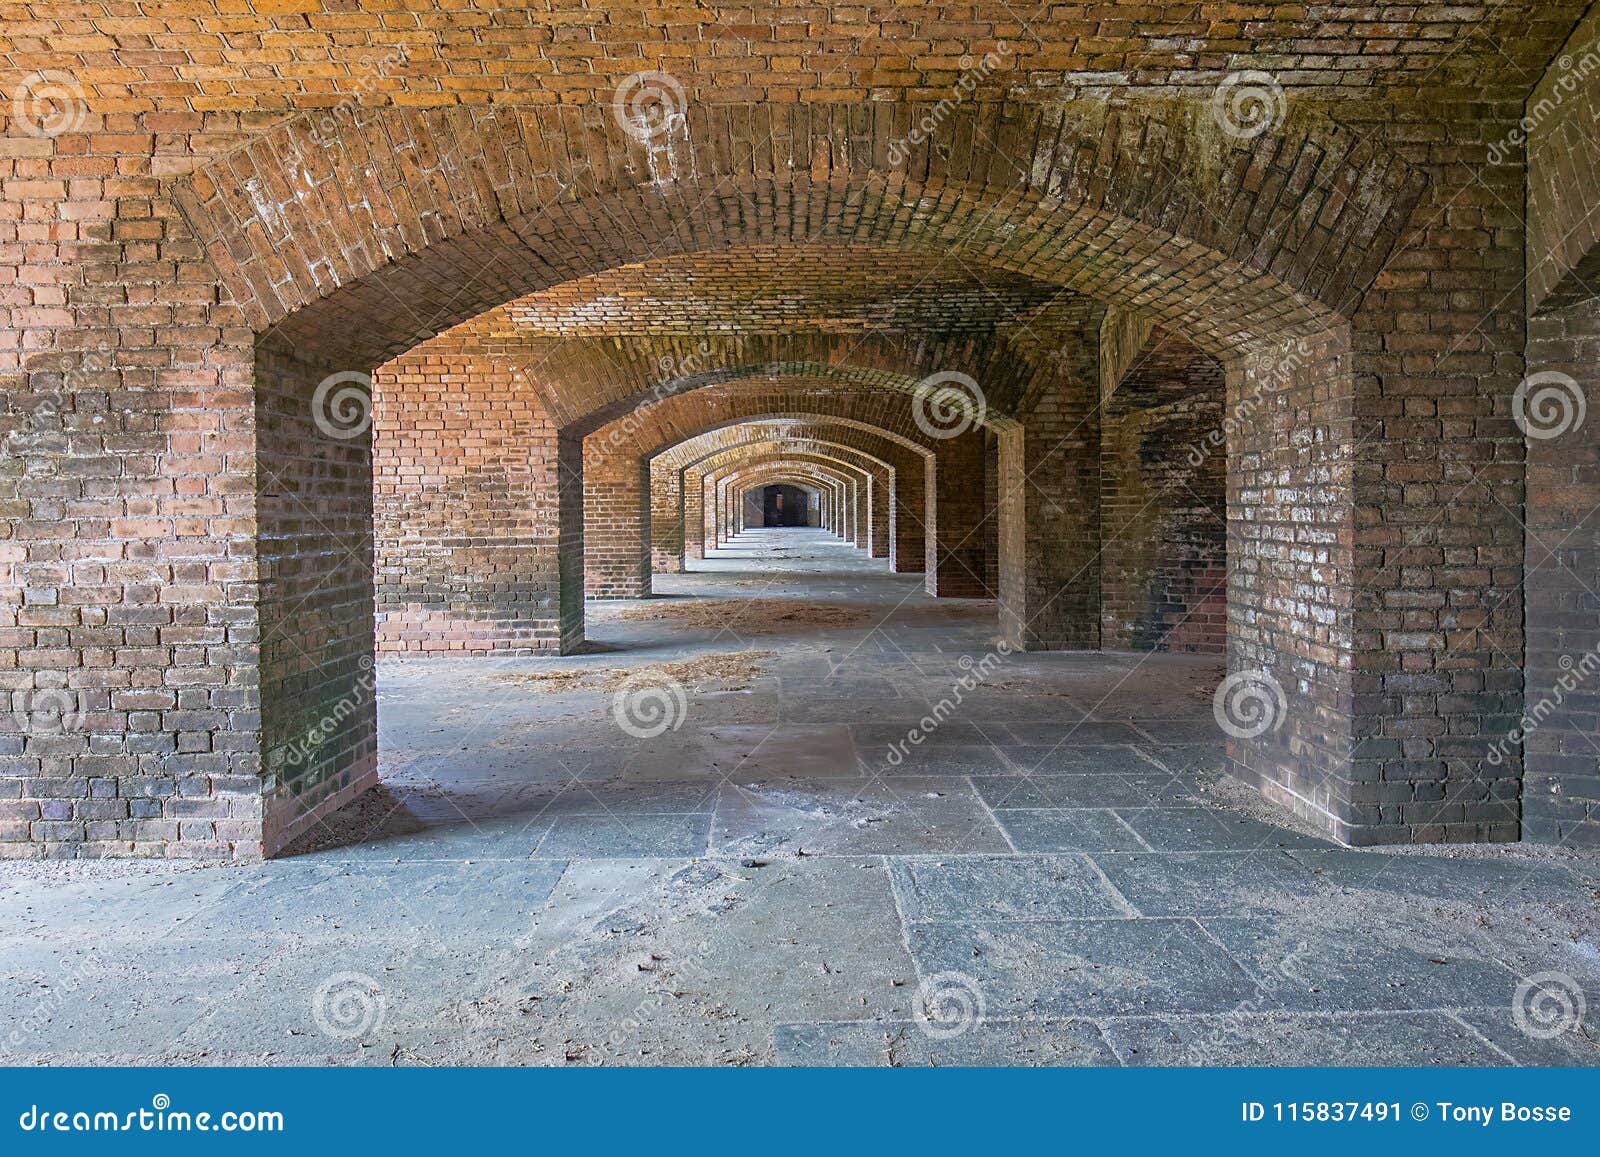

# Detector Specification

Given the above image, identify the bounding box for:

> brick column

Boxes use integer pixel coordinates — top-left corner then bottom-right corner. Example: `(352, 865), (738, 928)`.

(582, 443), (650, 598)
(649, 462), (685, 574)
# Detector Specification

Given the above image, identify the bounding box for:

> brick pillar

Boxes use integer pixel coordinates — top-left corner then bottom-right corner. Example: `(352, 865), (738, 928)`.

(869, 472), (891, 558)
(684, 467), (707, 560)
(853, 477), (869, 549)
(996, 324), (1101, 650)
(649, 461), (685, 574)
(702, 473), (718, 552)
(582, 442), (650, 598)
(557, 434), (585, 652)
(1523, 301), (1600, 845)
(257, 336), (378, 857)
(1099, 379), (1227, 654)
(371, 350), (565, 653)
(927, 430), (991, 598)
(889, 451), (926, 573)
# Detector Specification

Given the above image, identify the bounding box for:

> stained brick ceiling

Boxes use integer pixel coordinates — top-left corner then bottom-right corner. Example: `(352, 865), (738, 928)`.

(3, 1), (1587, 124)
(496, 245), (1069, 337)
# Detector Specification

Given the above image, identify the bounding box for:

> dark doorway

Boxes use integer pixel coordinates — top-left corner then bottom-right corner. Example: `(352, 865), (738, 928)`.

(763, 484), (811, 527)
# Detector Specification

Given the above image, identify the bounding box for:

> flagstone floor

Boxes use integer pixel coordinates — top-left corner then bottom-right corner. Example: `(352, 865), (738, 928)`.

(3, 529), (1596, 1066)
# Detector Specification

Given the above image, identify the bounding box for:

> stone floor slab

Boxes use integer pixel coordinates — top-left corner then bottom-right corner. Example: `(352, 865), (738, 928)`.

(906, 918), (1262, 1017)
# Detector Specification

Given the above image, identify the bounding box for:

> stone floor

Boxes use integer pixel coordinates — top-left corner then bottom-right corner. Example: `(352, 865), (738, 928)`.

(3, 529), (1598, 1066)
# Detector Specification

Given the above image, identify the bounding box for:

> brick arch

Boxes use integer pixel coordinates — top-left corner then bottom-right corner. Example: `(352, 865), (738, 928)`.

(716, 463), (854, 539)
(649, 417), (930, 575)
(727, 473), (840, 538)
(187, 98), (1425, 853)
(172, 100), (1422, 366)
(714, 460), (867, 542)
(581, 382), (969, 602)
(731, 477), (838, 538)
(686, 440), (896, 558)
(601, 377), (953, 458)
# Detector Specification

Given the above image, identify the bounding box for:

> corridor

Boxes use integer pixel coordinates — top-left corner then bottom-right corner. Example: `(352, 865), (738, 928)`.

(2, 530), (1595, 1066)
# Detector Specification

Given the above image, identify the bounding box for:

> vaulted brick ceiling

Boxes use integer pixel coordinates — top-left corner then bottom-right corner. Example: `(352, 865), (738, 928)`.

(498, 245), (1067, 337)
(4, 1), (1585, 121)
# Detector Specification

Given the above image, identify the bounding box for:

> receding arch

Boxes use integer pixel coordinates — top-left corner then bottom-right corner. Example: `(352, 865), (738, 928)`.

(188, 98), (1424, 854)
(173, 100), (1420, 366)
(650, 414), (933, 572)
(691, 444), (893, 556)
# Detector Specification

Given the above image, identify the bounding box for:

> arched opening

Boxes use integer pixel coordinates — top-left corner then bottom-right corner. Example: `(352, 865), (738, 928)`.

(752, 484), (818, 529)
(160, 99), (1430, 854)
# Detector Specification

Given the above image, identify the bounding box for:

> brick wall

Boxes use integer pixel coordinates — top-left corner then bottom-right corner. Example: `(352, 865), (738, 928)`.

(1100, 332), (1227, 655)
(1522, 5), (1600, 846)
(372, 346), (565, 652)
(6, 38), (1563, 857)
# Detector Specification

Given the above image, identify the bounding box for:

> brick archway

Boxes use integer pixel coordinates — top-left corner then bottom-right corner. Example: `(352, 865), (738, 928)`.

(170, 100), (1419, 361)
(18, 96), (1433, 857)
(682, 439), (894, 556)
(661, 425), (917, 569)
(700, 450), (885, 554)
(717, 466), (852, 541)
(577, 379), (962, 607)
(717, 462), (862, 541)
